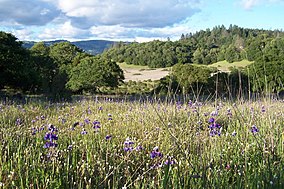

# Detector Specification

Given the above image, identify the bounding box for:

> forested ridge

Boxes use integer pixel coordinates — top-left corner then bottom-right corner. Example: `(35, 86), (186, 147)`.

(103, 25), (284, 67)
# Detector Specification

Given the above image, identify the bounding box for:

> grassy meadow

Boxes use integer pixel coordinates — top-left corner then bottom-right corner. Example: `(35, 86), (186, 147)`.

(0, 96), (283, 188)
(118, 60), (252, 82)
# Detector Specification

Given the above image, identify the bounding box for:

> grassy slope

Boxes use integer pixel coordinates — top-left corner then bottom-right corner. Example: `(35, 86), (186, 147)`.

(208, 59), (253, 72)
(118, 60), (253, 81)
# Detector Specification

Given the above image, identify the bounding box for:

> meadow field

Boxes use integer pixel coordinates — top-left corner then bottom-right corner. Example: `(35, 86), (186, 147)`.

(118, 60), (252, 82)
(0, 95), (283, 188)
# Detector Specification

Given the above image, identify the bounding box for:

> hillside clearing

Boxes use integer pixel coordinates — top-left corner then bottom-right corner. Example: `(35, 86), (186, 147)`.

(118, 60), (253, 82)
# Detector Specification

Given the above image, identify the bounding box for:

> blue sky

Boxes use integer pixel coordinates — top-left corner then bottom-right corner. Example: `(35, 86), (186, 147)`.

(0, 0), (283, 42)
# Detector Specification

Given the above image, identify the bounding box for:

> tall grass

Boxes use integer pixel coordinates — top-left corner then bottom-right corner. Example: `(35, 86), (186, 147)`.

(0, 95), (283, 188)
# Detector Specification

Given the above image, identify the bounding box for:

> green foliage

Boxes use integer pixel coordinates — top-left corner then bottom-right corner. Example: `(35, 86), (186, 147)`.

(0, 32), (37, 91)
(104, 25), (284, 68)
(66, 56), (124, 93)
(171, 63), (216, 93)
(247, 60), (284, 93)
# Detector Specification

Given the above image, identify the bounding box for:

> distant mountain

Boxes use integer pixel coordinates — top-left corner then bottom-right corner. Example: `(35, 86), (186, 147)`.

(22, 39), (119, 55)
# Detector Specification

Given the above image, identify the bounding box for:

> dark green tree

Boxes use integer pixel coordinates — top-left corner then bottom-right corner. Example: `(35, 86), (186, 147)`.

(0, 31), (37, 91)
(66, 56), (124, 93)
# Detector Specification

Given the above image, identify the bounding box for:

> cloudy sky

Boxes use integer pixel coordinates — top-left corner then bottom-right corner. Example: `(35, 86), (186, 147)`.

(0, 0), (283, 42)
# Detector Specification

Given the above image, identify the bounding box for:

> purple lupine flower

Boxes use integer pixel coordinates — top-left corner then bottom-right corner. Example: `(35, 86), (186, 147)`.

(251, 125), (259, 134)
(15, 118), (21, 126)
(44, 141), (58, 148)
(208, 122), (222, 137)
(208, 117), (215, 123)
(98, 106), (103, 111)
(164, 157), (176, 165)
(136, 145), (143, 151)
(67, 145), (73, 150)
(84, 118), (90, 124)
(227, 108), (232, 117)
(48, 124), (58, 132)
(261, 105), (266, 113)
(44, 132), (58, 141)
(81, 128), (88, 135)
(93, 120), (101, 131)
(124, 137), (134, 152)
(210, 110), (218, 116)
(40, 115), (45, 120)
(188, 100), (193, 107)
(87, 107), (92, 114)
(150, 146), (163, 159)
(43, 125), (58, 148)
(108, 113), (113, 120)
(232, 130), (237, 136)
(105, 135), (112, 140)
(31, 127), (37, 135)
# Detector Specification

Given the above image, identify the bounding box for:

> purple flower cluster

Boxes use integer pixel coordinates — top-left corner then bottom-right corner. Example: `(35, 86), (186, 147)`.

(108, 113), (113, 120)
(81, 128), (88, 135)
(164, 156), (175, 165)
(43, 124), (58, 148)
(251, 125), (259, 134)
(124, 137), (134, 152)
(15, 118), (22, 126)
(208, 118), (222, 137)
(93, 120), (101, 131)
(150, 146), (163, 159)
(105, 135), (112, 140)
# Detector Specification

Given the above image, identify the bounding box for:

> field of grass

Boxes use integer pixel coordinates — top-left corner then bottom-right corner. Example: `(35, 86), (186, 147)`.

(208, 60), (253, 72)
(0, 96), (283, 188)
(118, 63), (170, 82)
(118, 60), (252, 82)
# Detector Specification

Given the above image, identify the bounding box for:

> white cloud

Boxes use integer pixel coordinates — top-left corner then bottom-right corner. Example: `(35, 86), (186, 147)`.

(51, 0), (201, 28)
(239, 0), (284, 9)
(38, 21), (88, 40)
(240, 0), (260, 9)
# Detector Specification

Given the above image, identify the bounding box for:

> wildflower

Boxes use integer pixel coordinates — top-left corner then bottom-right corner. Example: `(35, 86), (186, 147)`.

(210, 110), (218, 116)
(84, 118), (90, 124)
(208, 117), (215, 123)
(164, 156), (175, 165)
(105, 135), (112, 140)
(43, 124), (58, 148)
(44, 141), (58, 148)
(48, 124), (58, 132)
(93, 120), (101, 131)
(98, 106), (103, 111)
(124, 137), (134, 152)
(136, 145), (143, 151)
(31, 127), (37, 135)
(81, 129), (88, 135)
(227, 108), (232, 117)
(44, 132), (58, 141)
(150, 146), (163, 159)
(251, 125), (259, 134)
(261, 105), (266, 112)
(208, 122), (222, 137)
(15, 118), (21, 126)
(40, 115), (45, 120)
(232, 130), (237, 136)
(108, 113), (113, 120)
(67, 145), (73, 150)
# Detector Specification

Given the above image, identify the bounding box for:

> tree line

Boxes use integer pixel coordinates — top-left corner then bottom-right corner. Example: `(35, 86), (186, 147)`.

(1, 24), (284, 98)
(103, 25), (284, 67)
(0, 31), (124, 99)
